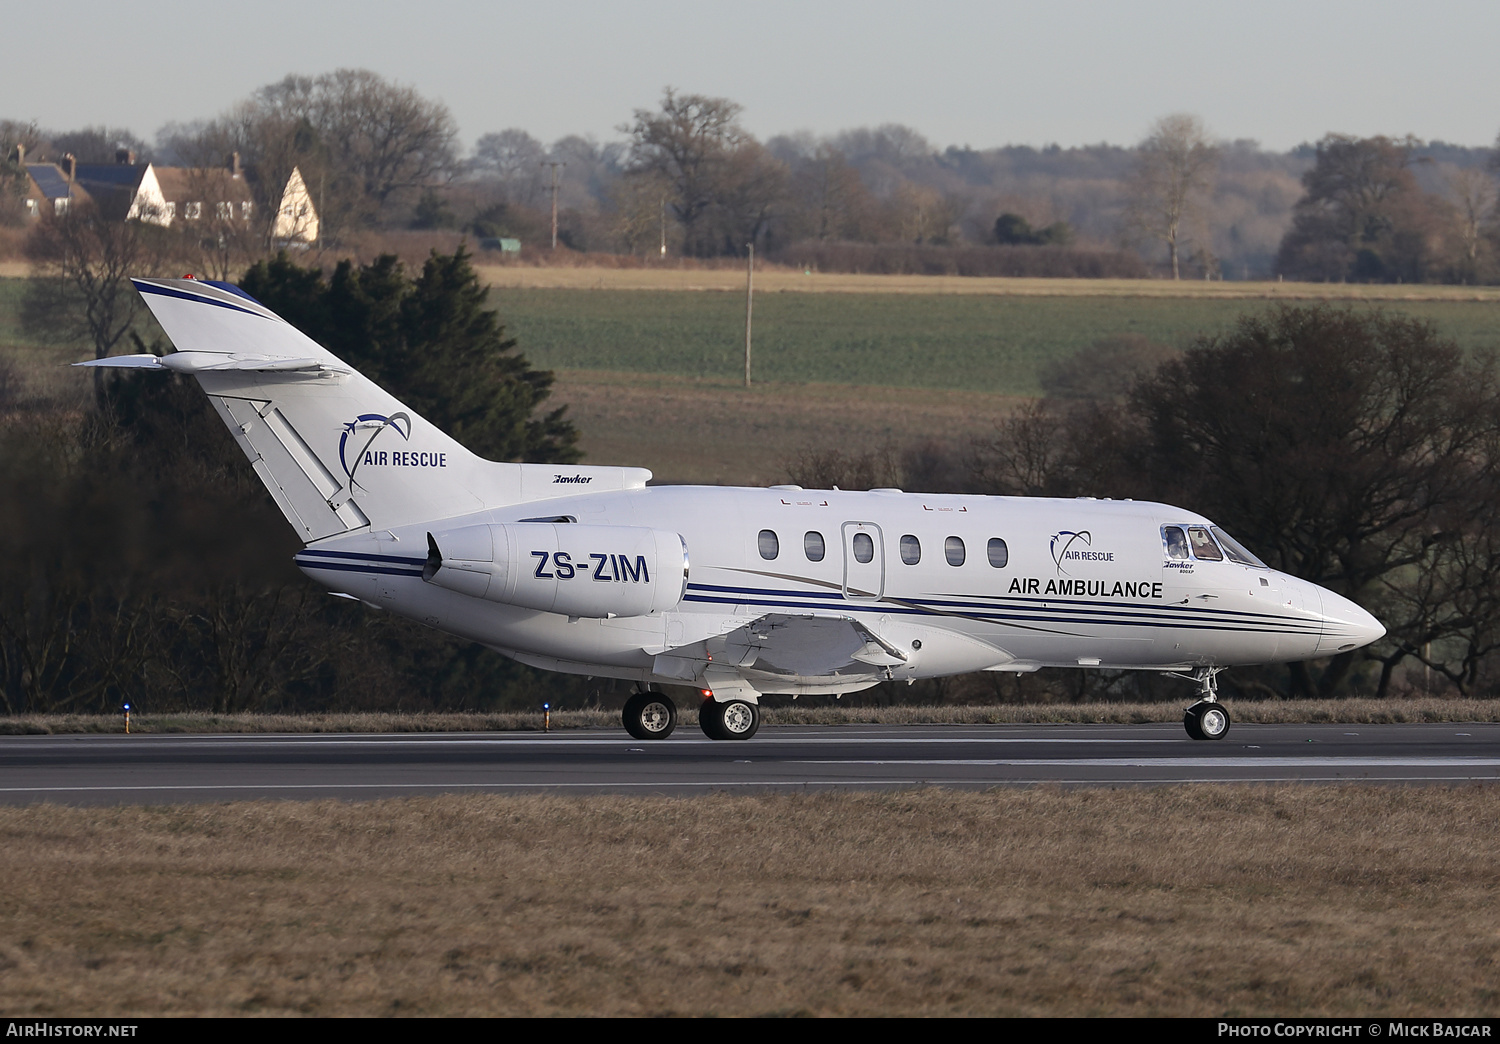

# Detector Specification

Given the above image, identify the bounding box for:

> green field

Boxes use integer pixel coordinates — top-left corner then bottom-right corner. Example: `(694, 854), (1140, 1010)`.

(491, 287), (1500, 397)
(11, 276), (1500, 400)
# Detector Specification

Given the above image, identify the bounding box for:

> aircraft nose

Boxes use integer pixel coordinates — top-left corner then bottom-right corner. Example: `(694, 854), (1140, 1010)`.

(1314, 587), (1386, 655)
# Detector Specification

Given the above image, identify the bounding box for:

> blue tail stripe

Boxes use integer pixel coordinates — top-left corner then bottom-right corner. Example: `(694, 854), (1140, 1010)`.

(133, 280), (269, 320)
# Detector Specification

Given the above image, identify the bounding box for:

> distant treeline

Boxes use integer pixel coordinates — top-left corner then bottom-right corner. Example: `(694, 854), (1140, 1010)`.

(7, 75), (1500, 282)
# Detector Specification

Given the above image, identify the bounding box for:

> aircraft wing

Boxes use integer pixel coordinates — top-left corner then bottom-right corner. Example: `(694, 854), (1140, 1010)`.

(694, 612), (908, 681)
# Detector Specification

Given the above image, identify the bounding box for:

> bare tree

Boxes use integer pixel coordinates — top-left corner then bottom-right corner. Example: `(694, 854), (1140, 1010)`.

(1125, 114), (1219, 279)
(706, 140), (788, 252)
(1443, 166), (1497, 282)
(1275, 135), (1434, 283)
(471, 129), (547, 205)
(777, 143), (878, 242)
(192, 69), (457, 231)
(624, 88), (753, 255)
(312, 70), (455, 214)
(48, 126), (150, 165)
(608, 168), (675, 256)
(22, 202), (177, 401)
(892, 180), (961, 244)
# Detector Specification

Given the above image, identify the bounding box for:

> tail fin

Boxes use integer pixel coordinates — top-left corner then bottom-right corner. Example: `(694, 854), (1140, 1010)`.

(78, 278), (646, 542)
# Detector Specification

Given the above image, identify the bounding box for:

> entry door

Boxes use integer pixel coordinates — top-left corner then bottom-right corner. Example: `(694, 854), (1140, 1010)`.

(842, 522), (885, 600)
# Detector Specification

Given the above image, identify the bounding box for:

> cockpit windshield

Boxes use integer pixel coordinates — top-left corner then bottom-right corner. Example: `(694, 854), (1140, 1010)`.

(1209, 526), (1268, 568)
(1187, 526), (1222, 560)
(1162, 523), (1269, 568)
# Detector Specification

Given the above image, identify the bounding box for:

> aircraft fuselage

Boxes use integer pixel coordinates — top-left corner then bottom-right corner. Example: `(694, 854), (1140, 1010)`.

(294, 485), (1379, 697)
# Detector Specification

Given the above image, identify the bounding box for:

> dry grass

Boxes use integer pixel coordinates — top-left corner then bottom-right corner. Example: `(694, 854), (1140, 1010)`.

(549, 369), (1015, 484)
(5, 698), (1497, 735)
(1, 786), (1497, 1016)
(476, 264), (1500, 301)
(7, 257), (1500, 298)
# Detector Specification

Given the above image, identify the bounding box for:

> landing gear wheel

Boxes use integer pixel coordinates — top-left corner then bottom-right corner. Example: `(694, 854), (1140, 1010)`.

(699, 699), (727, 740)
(718, 700), (760, 740)
(623, 691), (677, 740)
(1184, 701), (1230, 741)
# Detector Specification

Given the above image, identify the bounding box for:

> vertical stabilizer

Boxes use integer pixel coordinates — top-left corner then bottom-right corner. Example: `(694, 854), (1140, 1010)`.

(123, 278), (505, 540)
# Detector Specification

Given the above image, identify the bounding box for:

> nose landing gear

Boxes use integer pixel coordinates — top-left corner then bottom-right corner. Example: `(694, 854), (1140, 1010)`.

(1184, 699), (1231, 741)
(1168, 666), (1231, 741)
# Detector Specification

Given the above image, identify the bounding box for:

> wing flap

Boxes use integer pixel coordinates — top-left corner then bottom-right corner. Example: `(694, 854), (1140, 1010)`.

(708, 613), (907, 679)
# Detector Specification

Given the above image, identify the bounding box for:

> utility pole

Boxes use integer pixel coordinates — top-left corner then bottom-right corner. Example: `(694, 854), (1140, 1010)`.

(659, 196), (667, 260)
(543, 161), (565, 250)
(744, 243), (754, 388)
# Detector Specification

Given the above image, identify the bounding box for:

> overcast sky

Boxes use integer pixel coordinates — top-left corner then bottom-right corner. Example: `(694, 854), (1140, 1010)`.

(6, 0), (1498, 153)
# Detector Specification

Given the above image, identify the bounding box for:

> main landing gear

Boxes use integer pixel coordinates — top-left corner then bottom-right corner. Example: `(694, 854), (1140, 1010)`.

(622, 690), (677, 740)
(1174, 666), (1231, 742)
(620, 690), (762, 741)
(699, 697), (760, 741)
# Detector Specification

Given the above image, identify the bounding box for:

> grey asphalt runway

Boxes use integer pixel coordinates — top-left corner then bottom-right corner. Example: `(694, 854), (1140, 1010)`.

(1, 722), (1497, 804)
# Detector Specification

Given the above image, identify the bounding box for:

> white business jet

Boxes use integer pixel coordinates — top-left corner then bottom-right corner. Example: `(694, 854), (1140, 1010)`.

(80, 278), (1385, 742)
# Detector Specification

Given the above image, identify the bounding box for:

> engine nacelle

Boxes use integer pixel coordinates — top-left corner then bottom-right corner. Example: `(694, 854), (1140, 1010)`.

(422, 522), (688, 618)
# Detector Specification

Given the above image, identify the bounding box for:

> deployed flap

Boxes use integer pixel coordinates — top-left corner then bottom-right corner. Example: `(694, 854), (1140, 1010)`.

(709, 613), (908, 679)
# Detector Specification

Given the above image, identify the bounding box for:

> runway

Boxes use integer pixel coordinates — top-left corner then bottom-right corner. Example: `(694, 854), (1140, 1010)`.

(1, 722), (1497, 804)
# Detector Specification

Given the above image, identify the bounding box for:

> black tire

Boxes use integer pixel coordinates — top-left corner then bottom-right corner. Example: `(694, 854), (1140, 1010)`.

(1184, 701), (1230, 742)
(1183, 704), (1203, 740)
(699, 698), (727, 740)
(623, 691), (676, 740)
(718, 699), (760, 740)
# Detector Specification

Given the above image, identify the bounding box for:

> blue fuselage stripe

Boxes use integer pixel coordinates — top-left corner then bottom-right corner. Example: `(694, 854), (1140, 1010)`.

(686, 581), (1316, 632)
(296, 557), (423, 578)
(681, 592), (1313, 636)
(299, 549), (426, 566)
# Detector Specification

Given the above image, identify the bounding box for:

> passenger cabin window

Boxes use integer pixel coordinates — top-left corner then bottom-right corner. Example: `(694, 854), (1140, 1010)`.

(1187, 526), (1223, 561)
(804, 531), (825, 562)
(852, 532), (875, 563)
(900, 534), (921, 565)
(987, 538), (1008, 568)
(945, 536), (966, 566)
(1163, 526), (1189, 560)
(758, 529), (779, 560)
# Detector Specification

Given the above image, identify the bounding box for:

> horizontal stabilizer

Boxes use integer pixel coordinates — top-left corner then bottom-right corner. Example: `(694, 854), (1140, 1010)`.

(75, 352), (348, 375)
(73, 354), (169, 369)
